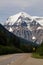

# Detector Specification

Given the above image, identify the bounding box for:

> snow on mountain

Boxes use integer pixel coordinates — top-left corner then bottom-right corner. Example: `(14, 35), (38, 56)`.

(5, 12), (43, 26)
(32, 16), (43, 26)
(5, 12), (32, 25)
(9, 27), (13, 32)
(4, 12), (43, 44)
(32, 36), (36, 40)
(37, 26), (43, 30)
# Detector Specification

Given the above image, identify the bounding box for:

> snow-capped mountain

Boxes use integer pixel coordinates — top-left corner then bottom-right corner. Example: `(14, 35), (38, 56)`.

(5, 12), (31, 25)
(4, 12), (43, 44)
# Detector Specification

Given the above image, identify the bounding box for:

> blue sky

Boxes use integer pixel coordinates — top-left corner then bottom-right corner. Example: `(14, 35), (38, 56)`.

(0, 0), (43, 24)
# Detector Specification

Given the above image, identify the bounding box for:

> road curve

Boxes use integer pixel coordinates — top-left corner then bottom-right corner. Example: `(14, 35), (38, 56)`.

(0, 53), (43, 65)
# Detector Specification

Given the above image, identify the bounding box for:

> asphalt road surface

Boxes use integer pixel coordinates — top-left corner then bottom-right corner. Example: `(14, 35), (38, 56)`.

(0, 53), (43, 65)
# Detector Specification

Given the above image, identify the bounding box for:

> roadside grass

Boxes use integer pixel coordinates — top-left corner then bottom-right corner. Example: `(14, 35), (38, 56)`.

(32, 53), (43, 59)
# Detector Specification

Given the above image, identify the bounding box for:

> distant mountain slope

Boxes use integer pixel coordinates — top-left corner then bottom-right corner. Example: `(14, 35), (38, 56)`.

(4, 12), (43, 44)
(0, 24), (37, 54)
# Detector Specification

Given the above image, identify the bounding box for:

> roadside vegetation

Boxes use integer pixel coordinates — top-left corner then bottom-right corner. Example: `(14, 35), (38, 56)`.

(32, 42), (43, 59)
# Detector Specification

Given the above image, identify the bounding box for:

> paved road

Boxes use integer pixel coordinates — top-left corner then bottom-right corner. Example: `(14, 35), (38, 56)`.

(0, 54), (25, 65)
(0, 53), (43, 65)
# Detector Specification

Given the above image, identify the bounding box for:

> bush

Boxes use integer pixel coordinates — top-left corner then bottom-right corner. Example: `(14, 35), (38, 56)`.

(36, 43), (43, 56)
(32, 53), (43, 59)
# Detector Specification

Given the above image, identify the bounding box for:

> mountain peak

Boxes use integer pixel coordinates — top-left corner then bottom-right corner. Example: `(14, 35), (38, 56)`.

(5, 12), (31, 25)
(18, 12), (31, 17)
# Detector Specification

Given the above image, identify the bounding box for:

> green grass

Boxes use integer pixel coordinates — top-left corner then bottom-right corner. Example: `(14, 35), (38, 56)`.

(32, 53), (43, 59)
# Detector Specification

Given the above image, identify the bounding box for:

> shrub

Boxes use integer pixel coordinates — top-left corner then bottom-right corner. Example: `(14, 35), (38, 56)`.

(36, 43), (43, 56)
